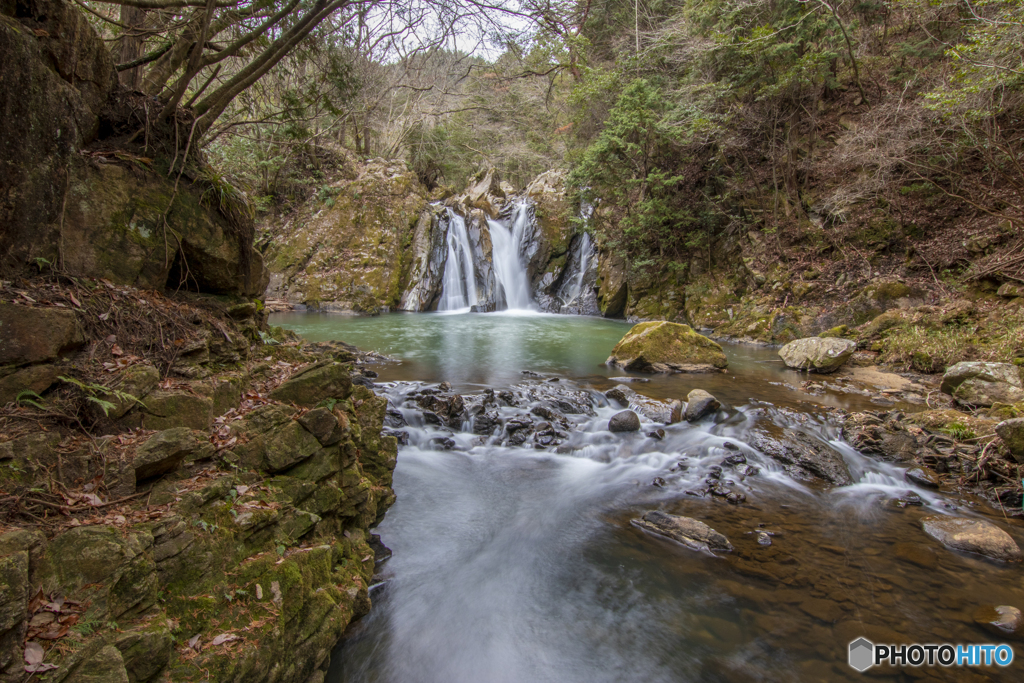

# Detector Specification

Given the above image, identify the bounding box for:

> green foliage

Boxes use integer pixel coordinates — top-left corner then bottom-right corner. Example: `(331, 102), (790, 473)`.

(942, 422), (977, 441)
(15, 390), (45, 411)
(570, 78), (724, 260)
(58, 375), (144, 417)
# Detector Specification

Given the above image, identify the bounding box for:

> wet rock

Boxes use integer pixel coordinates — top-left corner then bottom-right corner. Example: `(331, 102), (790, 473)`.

(416, 393), (466, 425)
(647, 429), (666, 440)
(0, 303), (85, 366)
(430, 437), (456, 450)
(268, 361), (353, 407)
(894, 542), (937, 569)
(778, 337), (857, 373)
(630, 511), (733, 552)
(749, 429), (852, 486)
(384, 407), (406, 428)
(472, 409), (500, 435)
(723, 442), (739, 451)
(756, 532), (772, 546)
(995, 418), (1024, 464)
(651, 477), (666, 487)
(604, 384), (671, 422)
(669, 400), (683, 424)
(383, 428), (409, 446)
(973, 605), (1023, 635)
(941, 362), (1024, 407)
(723, 454), (747, 469)
(904, 466), (940, 489)
(740, 465), (760, 477)
(133, 428), (203, 481)
(684, 389), (720, 422)
(726, 492), (746, 505)
(496, 390), (516, 406)
(922, 516), (1022, 561)
(607, 321), (728, 373)
(609, 410), (641, 432)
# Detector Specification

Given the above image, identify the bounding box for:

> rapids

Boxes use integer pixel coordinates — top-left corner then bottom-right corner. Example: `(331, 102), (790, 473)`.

(270, 311), (1024, 682)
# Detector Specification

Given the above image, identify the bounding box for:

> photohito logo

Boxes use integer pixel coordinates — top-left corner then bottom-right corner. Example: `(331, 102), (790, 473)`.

(849, 639), (1014, 671)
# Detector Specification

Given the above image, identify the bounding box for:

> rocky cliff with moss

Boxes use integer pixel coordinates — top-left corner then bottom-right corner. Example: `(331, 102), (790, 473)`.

(0, 3), (398, 681)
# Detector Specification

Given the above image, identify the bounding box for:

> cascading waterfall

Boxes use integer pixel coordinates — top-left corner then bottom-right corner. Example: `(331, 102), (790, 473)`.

(558, 232), (593, 308)
(438, 209), (479, 311)
(487, 202), (534, 310)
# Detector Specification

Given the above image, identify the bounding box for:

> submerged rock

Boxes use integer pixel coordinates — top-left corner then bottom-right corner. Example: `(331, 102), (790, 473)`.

(609, 410), (641, 432)
(973, 605), (1023, 635)
(940, 362), (1024, 407)
(921, 516), (1022, 561)
(684, 389), (720, 422)
(631, 511), (733, 553)
(904, 466), (941, 489)
(778, 337), (856, 373)
(607, 321), (728, 373)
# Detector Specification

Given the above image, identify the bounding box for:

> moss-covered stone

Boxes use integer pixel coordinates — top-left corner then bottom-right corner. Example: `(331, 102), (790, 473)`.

(0, 303), (84, 366)
(269, 361), (353, 407)
(135, 390), (214, 431)
(607, 321), (727, 373)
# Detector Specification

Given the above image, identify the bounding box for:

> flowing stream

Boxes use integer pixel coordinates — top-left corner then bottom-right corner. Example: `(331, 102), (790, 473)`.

(271, 312), (1024, 682)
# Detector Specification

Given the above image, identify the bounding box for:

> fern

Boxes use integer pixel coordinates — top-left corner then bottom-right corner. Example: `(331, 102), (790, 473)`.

(15, 389), (46, 410)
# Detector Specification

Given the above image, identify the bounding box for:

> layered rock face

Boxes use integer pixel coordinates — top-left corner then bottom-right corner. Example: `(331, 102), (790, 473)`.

(0, 347), (397, 682)
(0, 0), (267, 296)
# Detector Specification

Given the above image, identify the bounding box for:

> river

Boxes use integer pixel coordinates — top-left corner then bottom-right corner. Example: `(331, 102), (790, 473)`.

(271, 311), (1023, 682)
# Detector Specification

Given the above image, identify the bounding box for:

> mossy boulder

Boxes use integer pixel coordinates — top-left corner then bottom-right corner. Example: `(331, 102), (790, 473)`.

(135, 390), (214, 431)
(941, 362), (1024, 407)
(114, 625), (174, 683)
(0, 362), (59, 404)
(88, 364), (160, 421)
(0, 551), (29, 672)
(995, 418), (1024, 464)
(607, 321), (727, 373)
(133, 428), (203, 480)
(779, 337), (857, 373)
(269, 362), (353, 406)
(0, 303), (84, 366)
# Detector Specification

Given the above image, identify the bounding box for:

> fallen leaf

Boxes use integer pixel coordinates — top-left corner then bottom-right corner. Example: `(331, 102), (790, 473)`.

(111, 344), (123, 356)
(82, 493), (104, 506)
(24, 641), (58, 673)
(210, 633), (241, 647)
(33, 28), (50, 37)
(187, 634), (201, 651)
(69, 293), (82, 308)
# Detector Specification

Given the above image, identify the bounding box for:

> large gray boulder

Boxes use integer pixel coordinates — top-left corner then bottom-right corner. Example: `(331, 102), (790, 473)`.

(778, 337), (857, 373)
(631, 511), (733, 553)
(941, 362), (1024, 407)
(996, 418), (1024, 464)
(922, 516), (1021, 561)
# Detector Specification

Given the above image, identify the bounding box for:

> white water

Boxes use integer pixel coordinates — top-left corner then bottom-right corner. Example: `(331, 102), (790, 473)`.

(488, 202), (534, 310)
(438, 209), (479, 311)
(559, 232), (593, 307)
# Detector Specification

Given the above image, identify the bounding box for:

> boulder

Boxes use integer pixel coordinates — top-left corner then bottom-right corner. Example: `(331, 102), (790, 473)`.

(941, 362), (1024, 407)
(921, 516), (1022, 561)
(0, 363), (59, 404)
(778, 337), (856, 373)
(996, 418), (1024, 464)
(297, 407), (344, 445)
(0, 304), (84, 366)
(684, 389), (720, 422)
(973, 605), (1023, 636)
(114, 625), (174, 683)
(136, 391), (213, 431)
(997, 283), (1023, 298)
(134, 428), (203, 481)
(604, 385), (672, 422)
(89, 364), (160, 421)
(269, 362), (353, 407)
(904, 466), (941, 489)
(64, 644), (130, 683)
(463, 167), (505, 217)
(608, 410), (641, 432)
(0, 551), (29, 672)
(749, 428), (852, 486)
(631, 511), (733, 553)
(607, 322), (728, 373)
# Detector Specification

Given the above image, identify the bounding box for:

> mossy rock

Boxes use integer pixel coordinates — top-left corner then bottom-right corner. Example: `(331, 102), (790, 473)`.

(819, 325), (850, 339)
(269, 361), (353, 407)
(607, 322), (727, 373)
(135, 390), (213, 431)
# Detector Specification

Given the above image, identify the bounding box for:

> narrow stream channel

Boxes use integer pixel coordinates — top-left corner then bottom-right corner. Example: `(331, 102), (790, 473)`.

(272, 311), (1023, 682)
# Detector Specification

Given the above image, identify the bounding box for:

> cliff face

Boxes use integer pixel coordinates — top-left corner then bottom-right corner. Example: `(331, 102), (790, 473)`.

(0, 282), (397, 682)
(0, 0), (267, 297)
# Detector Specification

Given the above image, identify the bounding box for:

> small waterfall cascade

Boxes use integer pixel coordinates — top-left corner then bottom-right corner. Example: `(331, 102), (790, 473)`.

(438, 209), (479, 311)
(487, 202), (534, 310)
(556, 202), (599, 315)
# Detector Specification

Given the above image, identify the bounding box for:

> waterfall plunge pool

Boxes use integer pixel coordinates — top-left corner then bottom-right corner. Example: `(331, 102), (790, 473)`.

(269, 311), (1024, 683)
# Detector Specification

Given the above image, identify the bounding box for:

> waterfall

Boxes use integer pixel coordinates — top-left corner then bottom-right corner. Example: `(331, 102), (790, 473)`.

(558, 232), (593, 307)
(487, 202), (534, 310)
(438, 209), (479, 311)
